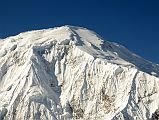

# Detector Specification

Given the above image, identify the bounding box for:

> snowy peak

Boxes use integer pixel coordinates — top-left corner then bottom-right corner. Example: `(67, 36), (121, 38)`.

(0, 25), (159, 75)
(20, 25), (104, 49)
(14, 25), (159, 75)
(0, 25), (159, 120)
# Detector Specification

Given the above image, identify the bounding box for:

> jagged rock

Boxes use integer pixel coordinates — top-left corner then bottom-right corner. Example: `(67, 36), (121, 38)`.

(152, 109), (159, 120)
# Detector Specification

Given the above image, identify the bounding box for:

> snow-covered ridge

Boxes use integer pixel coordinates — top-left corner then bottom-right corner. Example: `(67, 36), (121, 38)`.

(0, 25), (159, 120)
(1, 25), (158, 76)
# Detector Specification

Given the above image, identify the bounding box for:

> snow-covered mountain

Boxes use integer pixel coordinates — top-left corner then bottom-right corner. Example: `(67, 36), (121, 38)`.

(0, 25), (159, 120)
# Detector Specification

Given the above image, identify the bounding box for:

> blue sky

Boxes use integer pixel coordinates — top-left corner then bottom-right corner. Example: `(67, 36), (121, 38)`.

(0, 0), (159, 63)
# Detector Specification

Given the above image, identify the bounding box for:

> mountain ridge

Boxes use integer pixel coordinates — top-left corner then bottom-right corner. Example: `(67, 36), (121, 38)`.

(1, 25), (158, 76)
(0, 25), (159, 120)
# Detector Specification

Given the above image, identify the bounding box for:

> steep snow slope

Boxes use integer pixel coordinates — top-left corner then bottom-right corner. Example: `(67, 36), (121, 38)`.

(0, 25), (159, 120)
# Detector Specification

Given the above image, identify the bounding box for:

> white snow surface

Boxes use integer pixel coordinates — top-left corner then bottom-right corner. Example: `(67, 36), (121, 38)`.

(0, 25), (159, 120)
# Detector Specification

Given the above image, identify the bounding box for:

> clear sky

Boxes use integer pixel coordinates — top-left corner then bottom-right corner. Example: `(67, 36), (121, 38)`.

(0, 0), (159, 63)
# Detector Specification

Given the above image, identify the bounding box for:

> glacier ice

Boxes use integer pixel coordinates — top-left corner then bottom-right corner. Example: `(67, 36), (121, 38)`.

(0, 25), (159, 120)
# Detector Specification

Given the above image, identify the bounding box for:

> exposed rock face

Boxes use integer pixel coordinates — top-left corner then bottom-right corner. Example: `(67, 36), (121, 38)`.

(0, 25), (159, 120)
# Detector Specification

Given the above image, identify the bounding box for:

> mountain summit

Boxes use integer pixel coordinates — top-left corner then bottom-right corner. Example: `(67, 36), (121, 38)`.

(0, 26), (159, 120)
